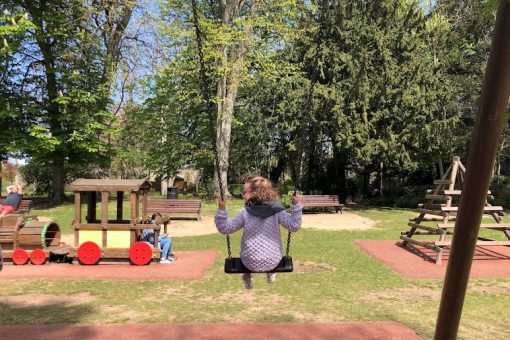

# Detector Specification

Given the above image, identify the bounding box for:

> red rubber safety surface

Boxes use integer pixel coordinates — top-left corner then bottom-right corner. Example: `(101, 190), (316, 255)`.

(12, 249), (29, 265)
(77, 241), (101, 265)
(30, 248), (47, 265)
(0, 322), (421, 340)
(356, 240), (510, 279)
(0, 251), (218, 280)
(129, 241), (153, 265)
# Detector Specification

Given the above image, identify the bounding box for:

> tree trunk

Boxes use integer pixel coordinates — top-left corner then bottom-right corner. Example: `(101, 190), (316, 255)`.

(332, 145), (348, 202)
(52, 158), (65, 203)
(438, 158), (444, 178)
(213, 0), (257, 196)
(29, 3), (66, 204)
(269, 157), (286, 184)
(378, 161), (384, 197)
(362, 171), (370, 198)
(100, 1), (135, 95)
(306, 130), (319, 192)
(215, 73), (233, 196)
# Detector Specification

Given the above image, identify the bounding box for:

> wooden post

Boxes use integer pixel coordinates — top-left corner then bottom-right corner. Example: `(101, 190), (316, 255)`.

(142, 189), (148, 219)
(130, 191), (138, 244)
(135, 192), (140, 220)
(434, 2), (510, 339)
(130, 192), (137, 224)
(74, 192), (82, 224)
(101, 191), (109, 248)
(74, 192), (81, 248)
(116, 191), (123, 222)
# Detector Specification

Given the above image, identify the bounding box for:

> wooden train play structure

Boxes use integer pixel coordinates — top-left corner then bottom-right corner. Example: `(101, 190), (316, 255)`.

(0, 179), (170, 266)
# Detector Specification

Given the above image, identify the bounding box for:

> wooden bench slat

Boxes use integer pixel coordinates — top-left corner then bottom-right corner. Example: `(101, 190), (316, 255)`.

(300, 195), (343, 213)
(0, 199), (32, 213)
(147, 199), (202, 220)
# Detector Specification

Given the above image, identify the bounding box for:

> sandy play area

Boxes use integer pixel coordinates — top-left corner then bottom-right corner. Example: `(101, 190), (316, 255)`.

(168, 211), (375, 236)
(57, 212), (374, 243)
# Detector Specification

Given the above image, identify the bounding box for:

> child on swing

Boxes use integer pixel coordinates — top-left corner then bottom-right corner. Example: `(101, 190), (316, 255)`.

(215, 176), (302, 289)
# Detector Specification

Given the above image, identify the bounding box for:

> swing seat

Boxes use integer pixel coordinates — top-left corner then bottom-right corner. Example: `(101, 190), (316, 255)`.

(224, 256), (293, 274)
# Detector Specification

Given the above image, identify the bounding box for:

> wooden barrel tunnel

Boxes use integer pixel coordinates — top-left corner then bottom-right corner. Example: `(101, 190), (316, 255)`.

(18, 220), (61, 250)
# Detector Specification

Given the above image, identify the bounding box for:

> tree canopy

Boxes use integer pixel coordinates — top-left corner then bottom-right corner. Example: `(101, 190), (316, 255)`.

(0, 0), (504, 203)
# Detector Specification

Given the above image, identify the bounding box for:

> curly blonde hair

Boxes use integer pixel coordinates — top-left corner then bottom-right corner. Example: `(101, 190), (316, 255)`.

(245, 176), (278, 203)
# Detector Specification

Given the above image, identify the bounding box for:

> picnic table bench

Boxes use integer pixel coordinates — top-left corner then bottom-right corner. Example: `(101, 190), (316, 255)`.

(147, 199), (202, 220)
(300, 195), (343, 214)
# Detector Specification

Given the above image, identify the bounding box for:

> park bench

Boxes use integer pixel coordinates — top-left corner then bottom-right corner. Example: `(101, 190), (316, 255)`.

(300, 195), (343, 214)
(0, 199), (32, 231)
(147, 199), (202, 220)
(0, 199), (32, 214)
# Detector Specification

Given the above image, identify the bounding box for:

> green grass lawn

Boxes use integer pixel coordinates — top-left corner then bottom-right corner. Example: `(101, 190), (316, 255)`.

(1, 200), (510, 339)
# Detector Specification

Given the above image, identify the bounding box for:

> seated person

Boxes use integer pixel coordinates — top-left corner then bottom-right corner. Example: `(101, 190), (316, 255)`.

(0, 185), (23, 219)
(141, 214), (177, 264)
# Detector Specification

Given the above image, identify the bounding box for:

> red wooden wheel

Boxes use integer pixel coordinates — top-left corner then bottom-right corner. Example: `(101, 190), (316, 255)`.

(77, 241), (101, 265)
(129, 241), (152, 265)
(12, 249), (29, 265)
(30, 248), (47, 265)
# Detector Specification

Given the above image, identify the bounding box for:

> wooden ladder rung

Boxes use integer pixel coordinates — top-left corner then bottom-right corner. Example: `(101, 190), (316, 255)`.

(441, 206), (503, 212)
(437, 223), (510, 229)
(425, 194), (450, 201)
(407, 223), (445, 233)
(435, 240), (510, 246)
(433, 179), (453, 185)
(417, 209), (448, 217)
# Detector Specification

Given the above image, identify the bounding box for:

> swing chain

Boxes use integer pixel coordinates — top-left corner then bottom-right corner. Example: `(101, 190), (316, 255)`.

(191, 0), (231, 257)
(226, 234), (232, 259)
(285, 231), (291, 257)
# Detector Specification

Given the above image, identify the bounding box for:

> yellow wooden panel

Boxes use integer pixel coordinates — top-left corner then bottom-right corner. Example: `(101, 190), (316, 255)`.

(79, 230), (102, 246)
(107, 230), (131, 248)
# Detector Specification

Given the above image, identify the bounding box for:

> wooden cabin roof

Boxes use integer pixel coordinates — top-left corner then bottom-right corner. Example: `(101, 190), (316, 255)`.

(70, 179), (151, 192)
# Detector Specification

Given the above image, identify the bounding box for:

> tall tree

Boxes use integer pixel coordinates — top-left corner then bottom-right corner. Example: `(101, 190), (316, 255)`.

(1, 1), (135, 202)
(433, 0), (498, 163)
(295, 0), (458, 199)
(159, 0), (299, 195)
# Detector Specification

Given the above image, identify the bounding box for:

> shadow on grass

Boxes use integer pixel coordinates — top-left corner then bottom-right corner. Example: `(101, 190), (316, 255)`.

(0, 300), (96, 325)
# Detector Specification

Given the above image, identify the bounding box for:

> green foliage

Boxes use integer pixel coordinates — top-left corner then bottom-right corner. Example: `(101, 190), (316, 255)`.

(490, 176), (510, 208)
(20, 160), (86, 196)
(433, 0), (497, 158)
(303, 1), (456, 170)
(1, 0), (135, 200)
(1, 0), (505, 206)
